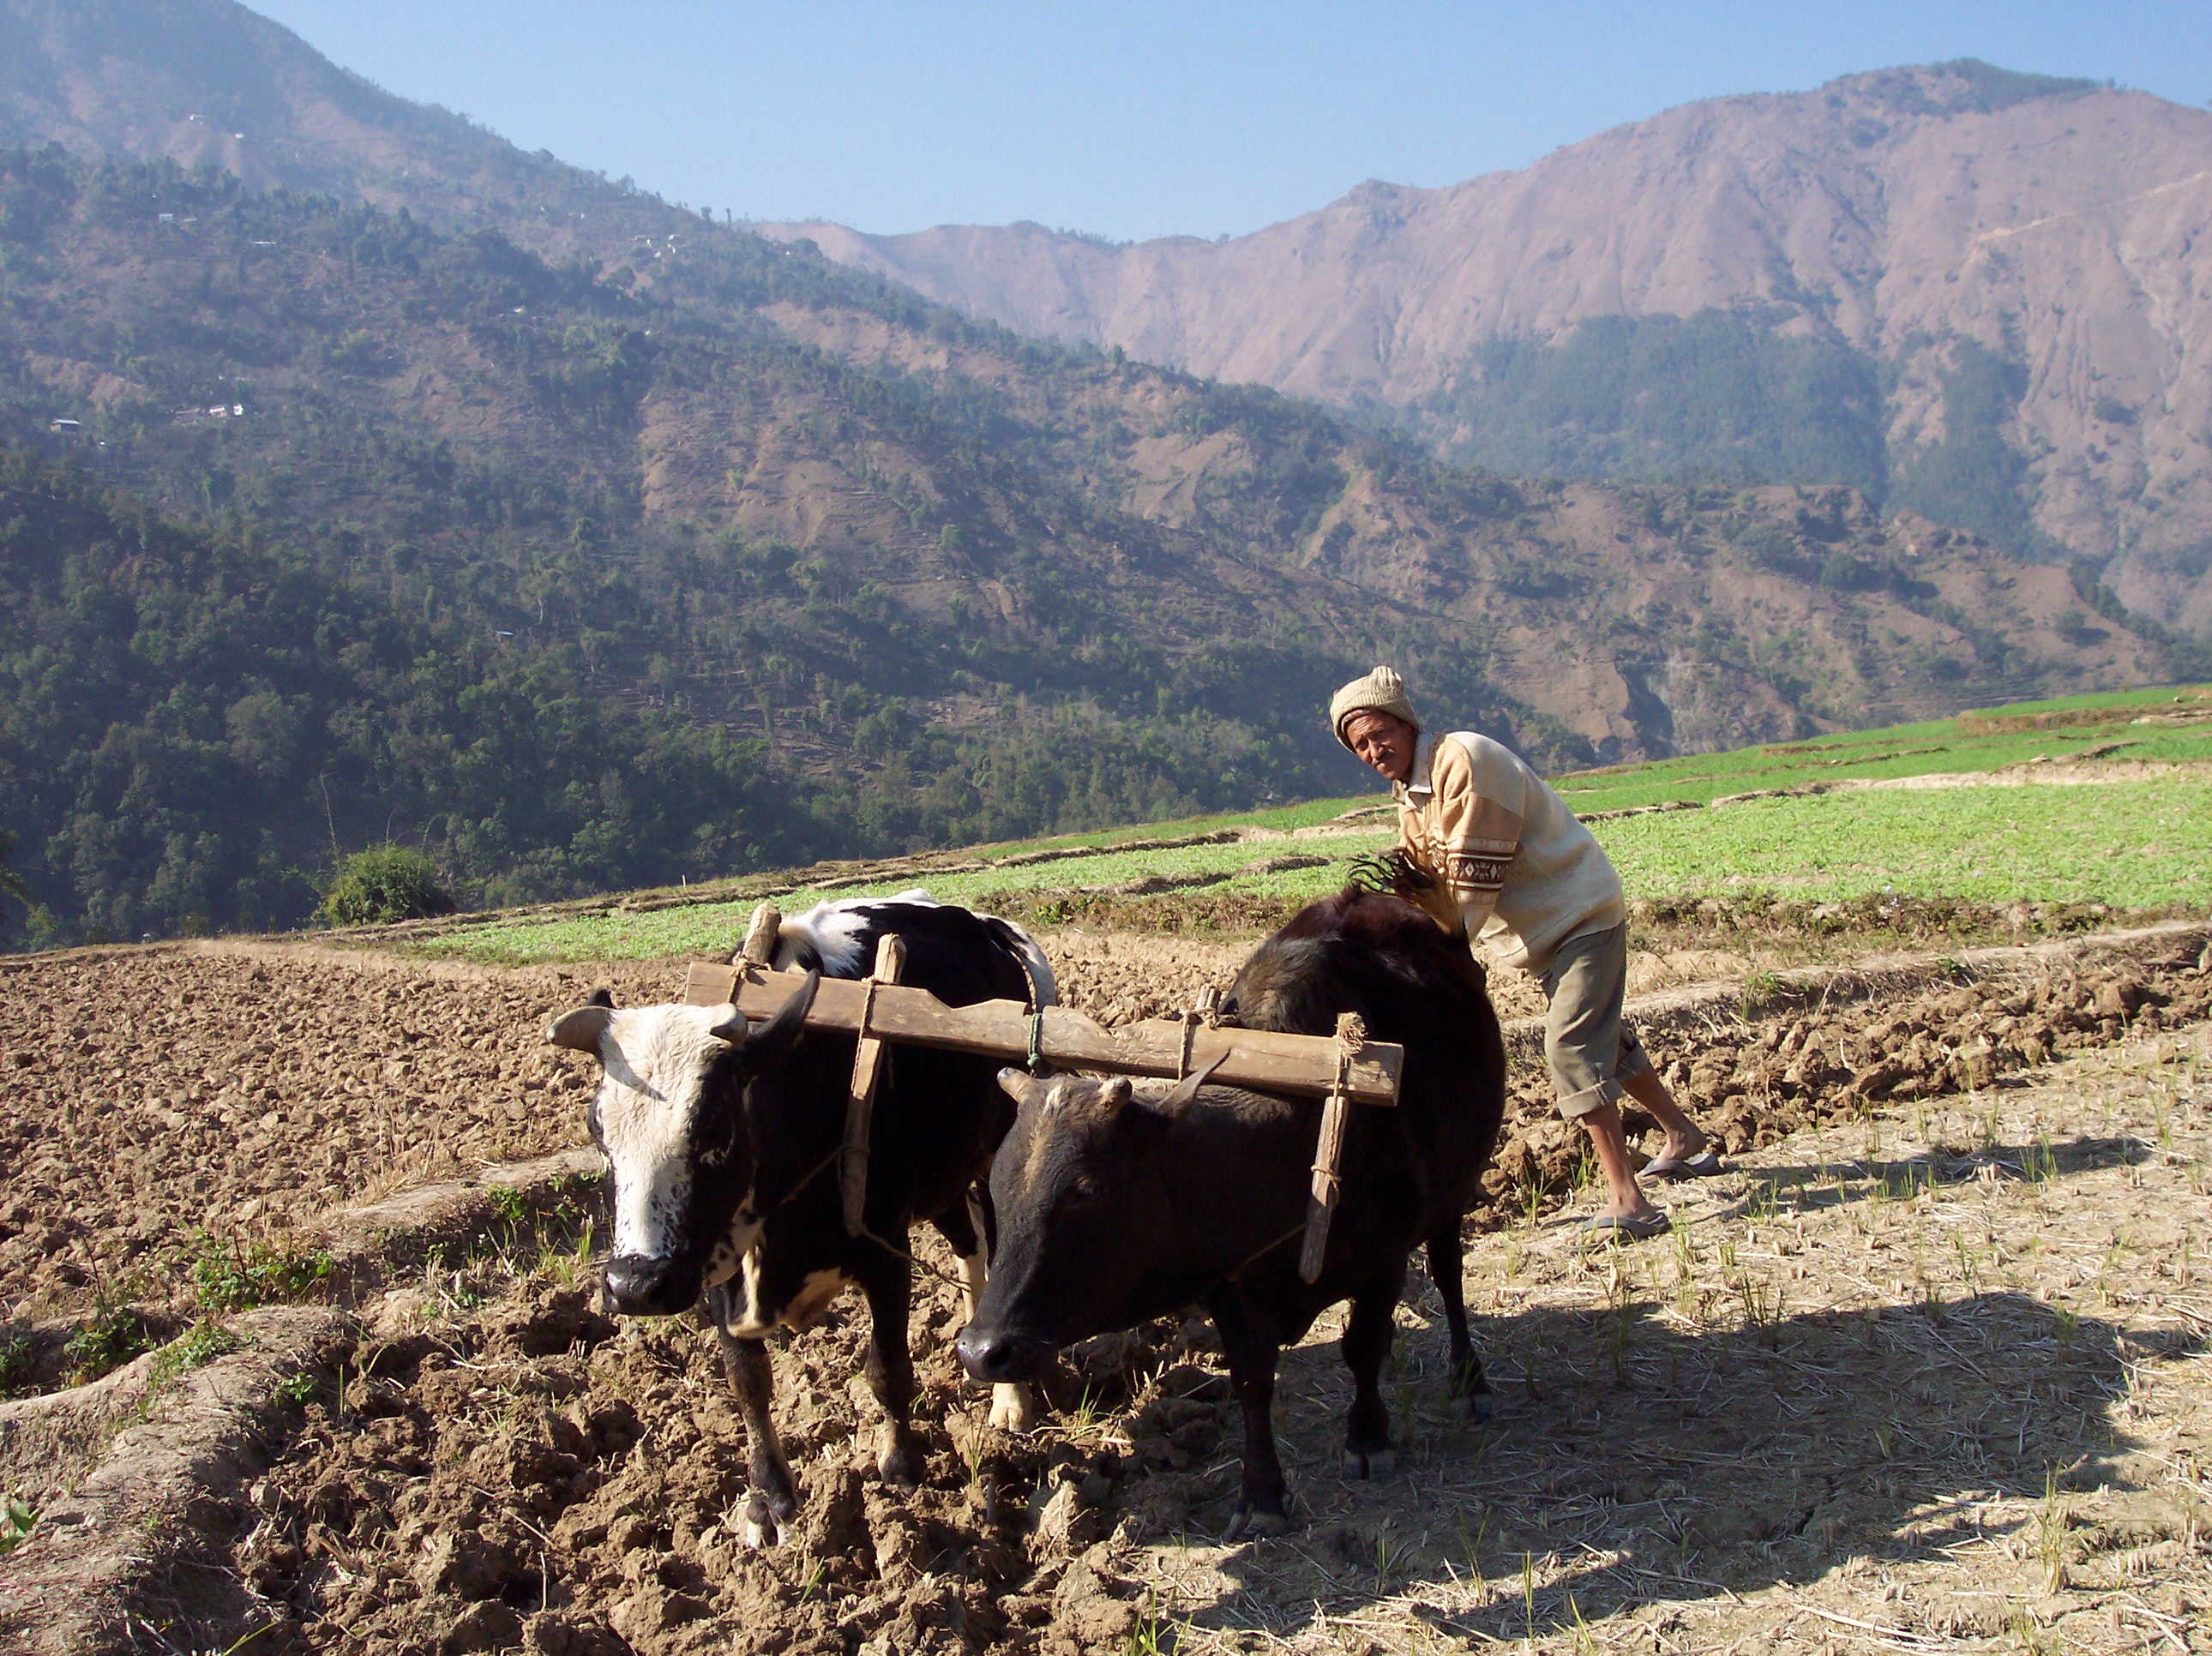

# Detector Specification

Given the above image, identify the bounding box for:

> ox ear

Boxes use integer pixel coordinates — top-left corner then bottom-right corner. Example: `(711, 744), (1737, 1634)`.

(1097, 1077), (1134, 1112)
(1156, 1048), (1230, 1113)
(548, 1005), (614, 1053)
(587, 986), (616, 1009)
(719, 969), (820, 1074)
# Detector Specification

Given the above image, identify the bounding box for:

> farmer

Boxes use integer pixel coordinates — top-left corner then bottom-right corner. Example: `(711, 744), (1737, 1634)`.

(1328, 666), (1720, 1237)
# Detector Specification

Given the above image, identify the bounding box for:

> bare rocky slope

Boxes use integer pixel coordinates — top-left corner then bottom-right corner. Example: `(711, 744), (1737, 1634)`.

(763, 63), (2212, 637)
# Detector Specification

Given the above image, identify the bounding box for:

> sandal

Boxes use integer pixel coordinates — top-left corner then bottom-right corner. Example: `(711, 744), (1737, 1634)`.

(1583, 1210), (1671, 1240)
(1644, 1149), (1725, 1181)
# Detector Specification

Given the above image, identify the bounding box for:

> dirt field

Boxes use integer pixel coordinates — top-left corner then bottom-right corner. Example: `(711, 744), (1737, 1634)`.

(3, 921), (2209, 1653)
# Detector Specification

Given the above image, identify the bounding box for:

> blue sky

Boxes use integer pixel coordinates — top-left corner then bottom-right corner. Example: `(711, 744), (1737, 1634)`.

(250, 2), (2212, 243)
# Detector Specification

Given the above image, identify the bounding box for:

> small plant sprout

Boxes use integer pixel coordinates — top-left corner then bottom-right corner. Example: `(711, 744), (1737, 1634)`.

(1917, 1271), (1947, 1325)
(1522, 1551), (1538, 1650)
(1568, 1594), (1600, 1656)
(1453, 1511), (1488, 1589)
(2037, 1466), (2069, 1593)
(0, 1493), (33, 1556)
(276, 1368), (318, 1407)
(1127, 1593), (1174, 1656)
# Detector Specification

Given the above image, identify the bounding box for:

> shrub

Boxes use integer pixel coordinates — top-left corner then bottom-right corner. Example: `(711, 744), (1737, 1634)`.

(146, 1323), (243, 1390)
(321, 844), (456, 927)
(189, 1230), (337, 1312)
(63, 1309), (159, 1383)
(0, 1328), (33, 1397)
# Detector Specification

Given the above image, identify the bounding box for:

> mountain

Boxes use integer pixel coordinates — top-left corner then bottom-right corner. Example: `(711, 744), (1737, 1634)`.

(760, 62), (2212, 639)
(0, 0), (670, 249)
(0, 17), (2192, 943)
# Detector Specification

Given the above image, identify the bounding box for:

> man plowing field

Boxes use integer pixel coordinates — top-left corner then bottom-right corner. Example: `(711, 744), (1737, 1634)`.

(1330, 666), (1720, 1237)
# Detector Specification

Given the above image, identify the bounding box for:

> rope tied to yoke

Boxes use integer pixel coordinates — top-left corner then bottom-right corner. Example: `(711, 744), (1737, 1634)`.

(1307, 1011), (1367, 1204)
(1174, 987), (1223, 1079)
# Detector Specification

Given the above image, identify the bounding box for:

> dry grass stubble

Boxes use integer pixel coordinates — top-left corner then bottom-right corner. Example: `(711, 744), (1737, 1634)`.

(1124, 1024), (2212, 1654)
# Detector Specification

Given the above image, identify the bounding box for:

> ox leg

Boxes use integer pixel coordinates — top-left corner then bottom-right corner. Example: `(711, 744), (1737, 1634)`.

(1428, 1219), (1491, 1419)
(858, 1252), (927, 1488)
(1342, 1261), (1405, 1478)
(715, 1324), (798, 1549)
(936, 1189), (1037, 1433)
(1207, 1287), (1289, 1540)
(932, 1197), (983, 1319)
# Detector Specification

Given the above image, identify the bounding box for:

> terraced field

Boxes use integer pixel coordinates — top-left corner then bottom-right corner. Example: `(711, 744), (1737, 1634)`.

(406, 686), (2212, 968)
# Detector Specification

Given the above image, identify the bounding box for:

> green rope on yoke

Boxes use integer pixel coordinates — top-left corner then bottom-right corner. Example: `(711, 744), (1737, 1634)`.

(1027, 1010), (1044, 1074)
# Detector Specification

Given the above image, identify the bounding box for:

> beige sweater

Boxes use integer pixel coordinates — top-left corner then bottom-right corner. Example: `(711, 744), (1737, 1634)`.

(1392, 731), (1625, 974)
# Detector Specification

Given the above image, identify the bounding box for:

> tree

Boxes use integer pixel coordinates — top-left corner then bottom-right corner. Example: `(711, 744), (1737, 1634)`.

(0, 829), (26, 913)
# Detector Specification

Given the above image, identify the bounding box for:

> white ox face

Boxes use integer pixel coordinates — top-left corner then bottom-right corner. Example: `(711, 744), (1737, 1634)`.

(549, 977), (817, 1317)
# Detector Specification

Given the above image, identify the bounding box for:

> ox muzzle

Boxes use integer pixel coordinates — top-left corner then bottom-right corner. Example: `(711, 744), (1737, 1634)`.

(956, 1321), (1056, 1385)
(602, 1251), (701, 1317)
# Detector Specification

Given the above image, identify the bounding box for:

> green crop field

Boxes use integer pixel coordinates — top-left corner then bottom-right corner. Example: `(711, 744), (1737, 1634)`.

(412, 687), (2212, 965)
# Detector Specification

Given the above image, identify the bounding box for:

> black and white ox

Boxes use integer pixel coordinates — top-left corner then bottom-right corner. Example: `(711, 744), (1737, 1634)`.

(547, 892), (1053, 1546)
(959, 890), (1506, 1539)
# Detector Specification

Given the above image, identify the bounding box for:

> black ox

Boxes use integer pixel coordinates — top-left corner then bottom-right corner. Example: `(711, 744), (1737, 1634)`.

(548, 893), (1052, 1546)
(959, 890), (1506, 1538)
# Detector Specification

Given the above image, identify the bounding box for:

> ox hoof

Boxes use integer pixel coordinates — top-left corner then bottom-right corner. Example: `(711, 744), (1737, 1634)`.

(989, 1383), (1038, 1434)
(736, 1505), (788, 1551)
(1466, 1393), (1494, 1425)
(1343, 1445), (1398, 1479)
(878, 1435), (925, 1491)
(1222, 1505), (1288, 1544)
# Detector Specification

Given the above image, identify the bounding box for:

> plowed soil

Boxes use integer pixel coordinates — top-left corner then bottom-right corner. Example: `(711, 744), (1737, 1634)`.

(0, 947), (671, 1313)
(3, 921), (2210, 1655)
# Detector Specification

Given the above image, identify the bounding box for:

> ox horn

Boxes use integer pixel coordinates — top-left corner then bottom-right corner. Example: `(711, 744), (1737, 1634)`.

(711, 969), (820, 1057)
(1157, 1048), (1230, 1112)
(547, 1005), (615, 1053)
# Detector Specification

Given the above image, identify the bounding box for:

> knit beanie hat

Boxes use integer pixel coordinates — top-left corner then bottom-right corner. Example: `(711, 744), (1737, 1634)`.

(1328, 665), (1421, 752)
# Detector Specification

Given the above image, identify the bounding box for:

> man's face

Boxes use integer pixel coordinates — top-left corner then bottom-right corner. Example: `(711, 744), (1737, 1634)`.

(1343, 711), (1417, 783)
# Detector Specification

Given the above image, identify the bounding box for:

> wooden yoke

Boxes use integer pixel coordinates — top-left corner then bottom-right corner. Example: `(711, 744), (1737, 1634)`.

(1298, 1012), (1367, 1284)
(841, 934), (905, 1235)
(681, 959), (1404, 1107)
(736, 902), (781, 969)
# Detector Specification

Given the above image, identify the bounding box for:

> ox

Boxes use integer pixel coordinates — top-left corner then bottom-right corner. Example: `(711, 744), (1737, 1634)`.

(548, 892), (1053, 1546)
(959, 890), (1505, 1539)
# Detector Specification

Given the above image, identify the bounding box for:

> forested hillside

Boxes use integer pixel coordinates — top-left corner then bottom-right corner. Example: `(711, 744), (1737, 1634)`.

(0, 450), (839, 943)
(0, 146), (2190, 945)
